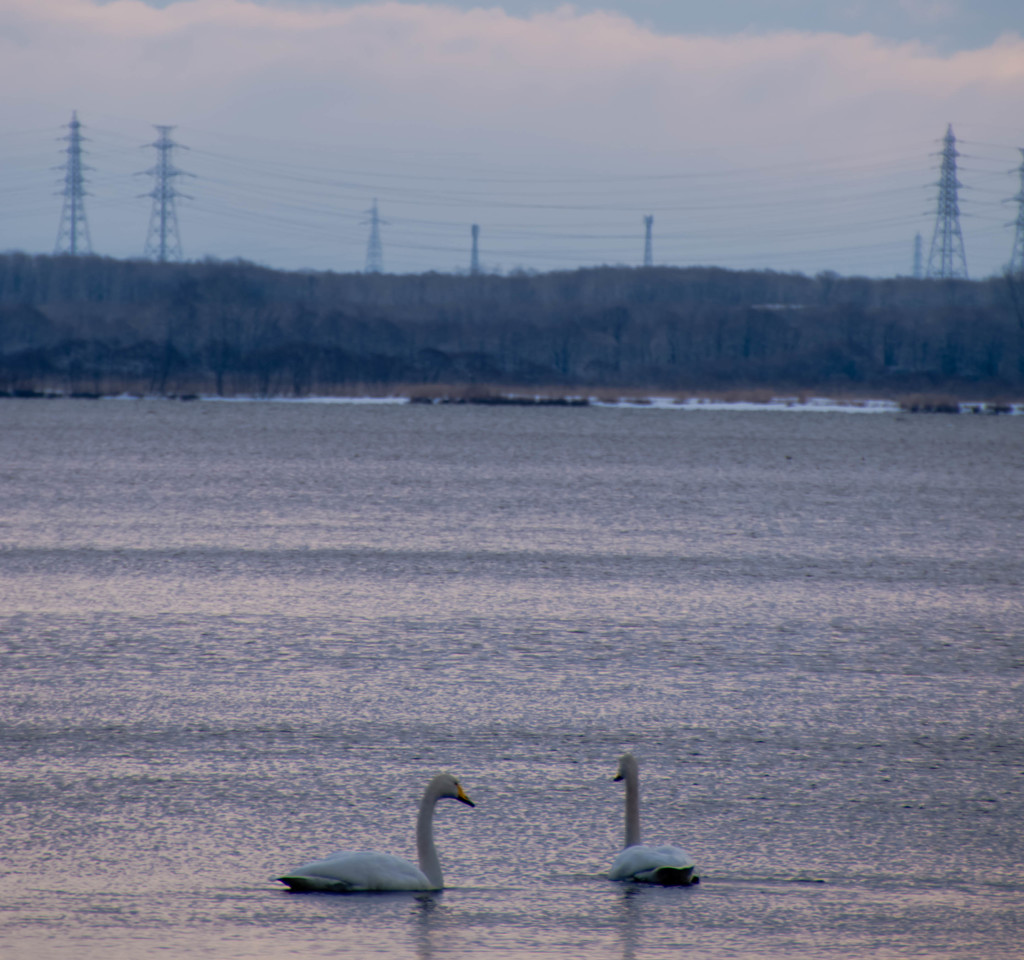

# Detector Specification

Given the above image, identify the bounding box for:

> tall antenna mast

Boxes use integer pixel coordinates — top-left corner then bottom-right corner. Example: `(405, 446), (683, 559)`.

(926, 125), (968, 279)
(470, 224), (480, 275)
(364, 199), (385, 273)
(643, 215), (653, 268)
(54, 111), (93, 256)
(142, 125), (189, 262)
(1008, 148), (1024, 275)
(912, 232), (923, 278)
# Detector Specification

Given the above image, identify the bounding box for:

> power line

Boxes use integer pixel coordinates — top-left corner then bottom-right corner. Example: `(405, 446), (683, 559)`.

(5, 116), (1024, 277)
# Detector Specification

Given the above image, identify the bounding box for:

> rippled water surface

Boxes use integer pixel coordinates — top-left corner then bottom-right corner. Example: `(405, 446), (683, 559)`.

(1, 399), (1022, 959)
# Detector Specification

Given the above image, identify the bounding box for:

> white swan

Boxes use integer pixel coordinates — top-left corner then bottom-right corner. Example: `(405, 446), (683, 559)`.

(609, 753), (699, 886)
(275, 772), (475, 892)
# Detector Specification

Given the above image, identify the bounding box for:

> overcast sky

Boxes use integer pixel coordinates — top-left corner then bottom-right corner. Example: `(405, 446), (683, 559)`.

(273, 0), (1023, 52)
(2, 0), (1022, 277)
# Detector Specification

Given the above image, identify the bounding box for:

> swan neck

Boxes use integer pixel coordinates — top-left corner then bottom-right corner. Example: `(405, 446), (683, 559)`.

(416, 779), (444, 889)
(624, 763), (641, 848)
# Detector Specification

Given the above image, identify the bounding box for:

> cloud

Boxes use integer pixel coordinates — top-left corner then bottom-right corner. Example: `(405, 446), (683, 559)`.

(4, 0), (1021, 151)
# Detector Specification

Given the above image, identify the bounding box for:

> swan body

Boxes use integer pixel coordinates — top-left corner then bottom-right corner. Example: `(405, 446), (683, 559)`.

(609, 844), (697, 886)
(277, 850), (434, 892)
(276, 772), (474, 893)
(610, 753), (699, 886)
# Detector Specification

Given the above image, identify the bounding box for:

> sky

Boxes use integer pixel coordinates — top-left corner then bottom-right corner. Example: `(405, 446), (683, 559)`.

(1, 0), (1023, 278)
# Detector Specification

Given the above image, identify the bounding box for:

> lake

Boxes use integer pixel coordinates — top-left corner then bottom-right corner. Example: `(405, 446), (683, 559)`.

(1, 398), (1021, 959)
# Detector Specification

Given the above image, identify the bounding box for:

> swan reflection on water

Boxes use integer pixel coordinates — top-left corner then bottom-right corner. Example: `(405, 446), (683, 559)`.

(408, 882), (650, 960)
(412, 891), (445, 960)
(618, 884), (643, 960)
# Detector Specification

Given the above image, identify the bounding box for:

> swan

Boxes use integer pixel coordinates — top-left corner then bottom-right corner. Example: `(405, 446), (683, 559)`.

(609, 753), (699, 886)
(275, 772), (475, 892)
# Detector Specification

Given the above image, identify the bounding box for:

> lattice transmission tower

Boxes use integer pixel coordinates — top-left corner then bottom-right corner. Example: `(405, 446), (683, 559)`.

(643, 215), (654, 268)
(1008, 148), (1024, 275)
(142, 125), (190, 262)
(912, 232), (923, 279)
(926, 125), (968, 279)
(363, 199), (386, 273)
(470, 224), (480, 275)
(54, 111), (93, 256)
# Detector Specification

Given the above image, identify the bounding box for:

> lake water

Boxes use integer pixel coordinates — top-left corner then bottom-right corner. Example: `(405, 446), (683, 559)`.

(1, 398), (1022, 960)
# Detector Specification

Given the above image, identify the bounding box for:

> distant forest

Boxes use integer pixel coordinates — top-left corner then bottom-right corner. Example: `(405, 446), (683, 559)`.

(1, 252), (1023, 399)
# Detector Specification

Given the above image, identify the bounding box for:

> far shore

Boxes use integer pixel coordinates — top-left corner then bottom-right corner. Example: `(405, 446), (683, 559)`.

(2, 386), (1021, 415)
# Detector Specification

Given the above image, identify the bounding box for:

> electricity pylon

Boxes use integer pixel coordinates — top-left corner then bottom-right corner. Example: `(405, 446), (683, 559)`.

(54, 111), (93, 256)
(643, 215), (653, 268)
(363, 199), (386, 273)
(1008, 148), (1024, 275)
(470, 224), (480, 275)
(142, 125), (190, 262)
(913, 233), (923, 279)
(926, 124), (968, 279)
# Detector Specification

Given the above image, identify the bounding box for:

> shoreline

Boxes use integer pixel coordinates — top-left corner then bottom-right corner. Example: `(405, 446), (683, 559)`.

(2, 388), (1021, 414)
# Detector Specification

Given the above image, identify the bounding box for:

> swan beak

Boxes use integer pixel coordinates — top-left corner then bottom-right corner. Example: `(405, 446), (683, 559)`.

(613, 773), (624, 782)
(456, 783), (475, 807)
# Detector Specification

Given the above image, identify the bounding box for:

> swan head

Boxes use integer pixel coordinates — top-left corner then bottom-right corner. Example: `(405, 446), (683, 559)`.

(613, 753), (638, 782)
(433, 772), (475, 807)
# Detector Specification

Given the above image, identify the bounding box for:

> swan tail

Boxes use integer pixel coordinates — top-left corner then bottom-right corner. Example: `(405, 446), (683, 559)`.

(276, 875), (356, 893)
(638, 865), (699, 886)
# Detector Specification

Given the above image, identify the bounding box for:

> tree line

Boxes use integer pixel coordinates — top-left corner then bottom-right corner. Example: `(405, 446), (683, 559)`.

(1, 252), (1022, 399)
